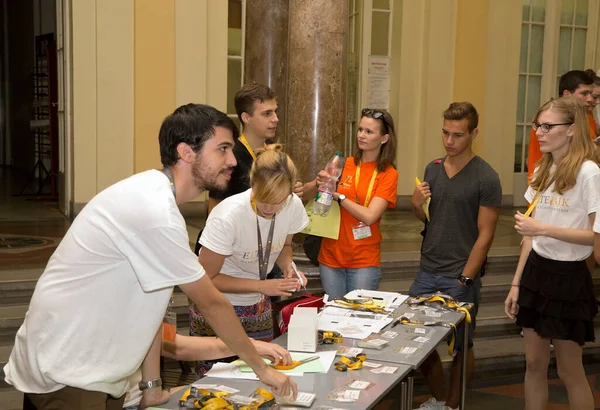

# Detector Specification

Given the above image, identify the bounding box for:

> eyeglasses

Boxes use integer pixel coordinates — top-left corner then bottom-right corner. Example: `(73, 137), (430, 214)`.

(531, 121), (573, 133)
(362, 108), (389, 134)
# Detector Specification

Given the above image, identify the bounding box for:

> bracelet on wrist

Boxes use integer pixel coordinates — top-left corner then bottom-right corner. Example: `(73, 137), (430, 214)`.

(139, 378), (162, 391)
(510, 284), (520, 288)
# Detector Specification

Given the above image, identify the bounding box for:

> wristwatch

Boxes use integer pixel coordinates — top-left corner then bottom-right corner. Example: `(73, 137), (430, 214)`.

(458, 275), (474, 287)
(139, 378), (162, 391)
(337, 194), (346, 205)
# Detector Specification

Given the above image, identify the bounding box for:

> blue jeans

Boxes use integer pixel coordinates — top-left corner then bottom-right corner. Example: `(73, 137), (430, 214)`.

(408, 268), (481, 353)
(319, 265), (382, 298)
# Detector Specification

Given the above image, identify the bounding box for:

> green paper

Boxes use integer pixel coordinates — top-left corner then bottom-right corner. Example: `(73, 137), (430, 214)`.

(233, 353), (325, 374)
(300, 199), (341, 239)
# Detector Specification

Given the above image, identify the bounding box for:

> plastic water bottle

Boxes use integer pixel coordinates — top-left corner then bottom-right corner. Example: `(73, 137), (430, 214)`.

(313, 151), (343, 216)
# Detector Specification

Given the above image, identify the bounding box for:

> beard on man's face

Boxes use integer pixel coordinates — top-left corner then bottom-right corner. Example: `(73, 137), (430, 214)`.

(191, 162), (232, 193)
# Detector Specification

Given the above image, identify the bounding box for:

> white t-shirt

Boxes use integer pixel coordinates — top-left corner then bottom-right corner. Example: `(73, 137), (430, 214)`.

(525, 160), (600, 261)
(3, 170), (204, 397)
(200, 189), (309, 306)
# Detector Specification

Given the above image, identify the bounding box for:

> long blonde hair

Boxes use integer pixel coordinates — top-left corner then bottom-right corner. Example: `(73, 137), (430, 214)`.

(530, 96), (596, 195)
(250, 144), (297, 203)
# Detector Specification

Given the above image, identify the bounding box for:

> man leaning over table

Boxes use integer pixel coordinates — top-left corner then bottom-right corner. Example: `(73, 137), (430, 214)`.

(4, 104), (296, 410)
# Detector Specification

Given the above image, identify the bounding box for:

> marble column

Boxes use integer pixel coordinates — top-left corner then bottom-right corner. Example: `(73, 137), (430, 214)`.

(286, 0), (348, 182)
(244, 0), (289, 145)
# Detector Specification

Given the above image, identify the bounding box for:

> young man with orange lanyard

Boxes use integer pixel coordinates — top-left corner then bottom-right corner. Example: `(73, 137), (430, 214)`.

(527, 70), (596, 179)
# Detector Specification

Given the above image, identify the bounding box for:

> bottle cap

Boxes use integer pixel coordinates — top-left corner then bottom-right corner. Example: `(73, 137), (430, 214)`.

(335, 151), (342, 156)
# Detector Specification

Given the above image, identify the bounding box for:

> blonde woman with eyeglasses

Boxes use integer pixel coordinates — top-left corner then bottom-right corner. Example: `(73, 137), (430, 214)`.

(505, 96), (600, 410)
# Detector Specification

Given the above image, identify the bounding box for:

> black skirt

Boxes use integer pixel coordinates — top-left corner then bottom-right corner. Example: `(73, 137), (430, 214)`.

(516, 250), (598, 345)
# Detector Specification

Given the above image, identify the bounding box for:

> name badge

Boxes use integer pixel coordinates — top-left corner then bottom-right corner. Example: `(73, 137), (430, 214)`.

(352, 222), (372, 240)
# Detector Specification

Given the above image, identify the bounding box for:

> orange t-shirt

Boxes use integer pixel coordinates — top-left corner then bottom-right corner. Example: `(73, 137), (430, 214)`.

(527, 114), (596, 178)
(318, 158), (398, 268)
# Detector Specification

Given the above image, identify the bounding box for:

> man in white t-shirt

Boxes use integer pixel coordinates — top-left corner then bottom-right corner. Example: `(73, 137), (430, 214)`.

(4, 104), (296, 409)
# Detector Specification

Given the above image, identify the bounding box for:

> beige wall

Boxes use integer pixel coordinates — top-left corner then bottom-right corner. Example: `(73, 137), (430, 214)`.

(70, 0), (228, 210)
(389, 0), (522, 204)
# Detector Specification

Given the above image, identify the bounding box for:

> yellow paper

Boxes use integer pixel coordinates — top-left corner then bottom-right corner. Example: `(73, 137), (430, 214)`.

(300, 199), (341, 240)
(415, 177), (431, 221)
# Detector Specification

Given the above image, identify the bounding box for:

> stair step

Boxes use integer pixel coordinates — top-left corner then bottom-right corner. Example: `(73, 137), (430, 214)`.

(0, 344), (13, 367)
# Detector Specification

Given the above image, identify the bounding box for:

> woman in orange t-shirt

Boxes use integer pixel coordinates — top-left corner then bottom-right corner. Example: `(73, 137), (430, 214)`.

(305, 109), (398, 297)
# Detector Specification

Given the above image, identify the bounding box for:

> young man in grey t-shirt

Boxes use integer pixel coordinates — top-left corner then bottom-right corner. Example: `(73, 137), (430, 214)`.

(410, 102), (502, 410)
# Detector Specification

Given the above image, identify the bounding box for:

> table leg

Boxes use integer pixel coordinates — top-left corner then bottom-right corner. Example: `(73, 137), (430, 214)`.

(406, 375), (414, 410)
(400, 381), (408, 410)
(460, 315), (468, 409)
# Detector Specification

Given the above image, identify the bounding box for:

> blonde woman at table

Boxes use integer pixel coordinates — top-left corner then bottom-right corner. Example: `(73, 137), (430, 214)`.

(188, 144), (309, 374)
(505, 96), (600, 410)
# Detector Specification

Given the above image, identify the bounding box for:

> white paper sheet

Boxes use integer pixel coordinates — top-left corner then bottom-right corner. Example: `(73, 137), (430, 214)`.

(204, 362), (304, 380)
(344, 289), (408, 308)
(317, 308), (393, 339)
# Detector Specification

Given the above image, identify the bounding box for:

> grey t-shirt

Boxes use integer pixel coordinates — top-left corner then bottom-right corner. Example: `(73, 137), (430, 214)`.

(419, 156), (502, 277)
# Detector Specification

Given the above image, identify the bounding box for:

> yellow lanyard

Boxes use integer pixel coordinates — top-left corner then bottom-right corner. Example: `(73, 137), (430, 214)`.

(524, 174), (548, 217)
(239, 134), (257, 160)
(355, 163), (378, 207)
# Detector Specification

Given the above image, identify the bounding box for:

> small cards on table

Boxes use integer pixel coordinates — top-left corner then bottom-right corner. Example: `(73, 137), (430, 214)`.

(277, 392), (316, 408)
(346, 379), (373, 389)
(327, 389), (361, 402)
(370, 365), (399, 374)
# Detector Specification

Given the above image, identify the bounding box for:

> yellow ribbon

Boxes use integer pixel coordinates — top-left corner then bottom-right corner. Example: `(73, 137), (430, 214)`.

(414, 177), (431, 221)
(239, 134), (269, 161)
(524, 175), (547, 217)
(239, 134), (257, 160)
(335, 353), (367, 371)
(355, 163), (378, 207)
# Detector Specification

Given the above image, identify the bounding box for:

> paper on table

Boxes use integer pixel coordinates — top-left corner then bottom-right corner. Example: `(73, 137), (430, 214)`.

(344, 289), (408, 308)
(317, 306), (390, 321)
(415, 177), (430, 221)
(235, 351), (337, 374)
(204, 362), (260, 380)
(318, 311), (392, 339)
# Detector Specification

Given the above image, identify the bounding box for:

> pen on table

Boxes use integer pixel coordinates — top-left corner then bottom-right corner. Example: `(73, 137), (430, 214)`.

(357, 295), (384, 300)
(392, 297), (398, 304)
(291, 261), (306, 290)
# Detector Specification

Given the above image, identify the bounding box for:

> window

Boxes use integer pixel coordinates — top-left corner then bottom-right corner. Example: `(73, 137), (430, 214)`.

(227, 0), (245, 131)
(514, 0), (598, 175)
(515, 0), (546, 173)
(556, 0), (589, 90)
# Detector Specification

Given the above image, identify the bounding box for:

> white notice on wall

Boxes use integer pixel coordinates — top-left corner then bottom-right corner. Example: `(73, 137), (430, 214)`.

(367, 56), (391, 110)
(368, 55), (390, 75)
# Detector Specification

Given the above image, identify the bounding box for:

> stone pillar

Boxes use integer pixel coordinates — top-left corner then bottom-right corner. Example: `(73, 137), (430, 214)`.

(286, 0), (348, 181)
(244, 0), (289, 145)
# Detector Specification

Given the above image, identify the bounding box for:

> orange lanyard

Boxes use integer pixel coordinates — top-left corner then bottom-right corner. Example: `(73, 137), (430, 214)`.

(355, 164), (378, 207)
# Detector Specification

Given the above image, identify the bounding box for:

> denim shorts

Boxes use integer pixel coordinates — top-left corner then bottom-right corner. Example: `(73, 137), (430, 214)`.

(408, 268), (481, 353)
